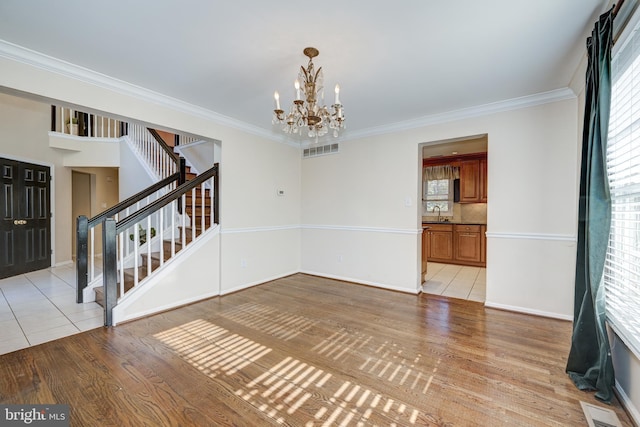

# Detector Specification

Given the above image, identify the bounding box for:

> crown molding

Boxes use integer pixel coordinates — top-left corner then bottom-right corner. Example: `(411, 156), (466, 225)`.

(341, 88), (577, 142)
(1, 39), (577, 146)
(0, 39), (283, 143)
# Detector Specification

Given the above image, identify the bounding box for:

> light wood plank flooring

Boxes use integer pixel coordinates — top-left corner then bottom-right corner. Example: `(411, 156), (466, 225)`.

(0, 274), (633, 426)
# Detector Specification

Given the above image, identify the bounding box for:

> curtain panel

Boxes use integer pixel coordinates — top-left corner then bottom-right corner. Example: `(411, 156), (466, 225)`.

(565, 7), (615, 404)
(423, 165), (460, 181)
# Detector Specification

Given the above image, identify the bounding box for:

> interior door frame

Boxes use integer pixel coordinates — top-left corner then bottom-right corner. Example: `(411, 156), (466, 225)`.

(1, 154), (57, 268)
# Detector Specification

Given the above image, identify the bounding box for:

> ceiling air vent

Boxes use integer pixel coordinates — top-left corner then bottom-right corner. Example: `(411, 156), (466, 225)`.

(303, 143), (339, 159)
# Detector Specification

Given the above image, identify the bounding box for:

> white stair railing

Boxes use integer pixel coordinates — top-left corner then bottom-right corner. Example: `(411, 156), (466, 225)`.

(53, 106), (122, 138)
(126, 123), (179, 180)
(102, 165), (218, 318)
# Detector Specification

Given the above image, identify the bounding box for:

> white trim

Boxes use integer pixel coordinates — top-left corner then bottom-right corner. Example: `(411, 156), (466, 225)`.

(221, 224), (421, 235)
(53, 260), (74, 268)
(1, 39), (577, 144)
(221, 225), (300, 234)
(113, 289), (221, 326)
(341, 88), (576, 141)
(486, 231), (576, 242)
(614, 382), (640, 427)
(300, 270), (420, 295)
(302, 224), (421, 235)
(0, 39), (281, 143)
(484, 301), (573, 321)
(220, 271), (299, 296)
(48, 130), (122, 145)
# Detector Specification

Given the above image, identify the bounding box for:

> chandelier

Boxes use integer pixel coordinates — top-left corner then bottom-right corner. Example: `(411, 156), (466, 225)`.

(272, 47), (345, 139)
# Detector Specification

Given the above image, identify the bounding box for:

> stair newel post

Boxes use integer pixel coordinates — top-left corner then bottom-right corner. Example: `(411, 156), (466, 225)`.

(213, 163), (219, 225)
(103, 218), (118, 326)
(76, 215), (88, 303)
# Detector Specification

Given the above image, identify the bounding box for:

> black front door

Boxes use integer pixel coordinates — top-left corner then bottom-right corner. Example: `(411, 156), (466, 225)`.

(0, 158), (51, 279)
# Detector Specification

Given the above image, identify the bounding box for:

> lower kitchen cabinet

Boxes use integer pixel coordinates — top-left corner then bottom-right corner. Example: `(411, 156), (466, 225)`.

(425, 223), (486, 267)
(454, 225), (482, 263)
(426, 224), (453, 262)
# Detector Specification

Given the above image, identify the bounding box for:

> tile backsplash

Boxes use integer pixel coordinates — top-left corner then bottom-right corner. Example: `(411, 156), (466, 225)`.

(422, 202), (487, 224)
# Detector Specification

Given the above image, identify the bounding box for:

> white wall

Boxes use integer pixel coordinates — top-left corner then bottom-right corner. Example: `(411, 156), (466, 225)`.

(174, 139), (215, 175)
(113, 230), (221, 324)
(119, 139), (155, 199)
(301, 99), (580, 314)
(301, 136), (421, 292)
(0, 92), (72, 265)
(0, 54), (302, 297)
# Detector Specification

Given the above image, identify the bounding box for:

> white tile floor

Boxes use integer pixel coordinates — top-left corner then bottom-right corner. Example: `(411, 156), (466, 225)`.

(0, 264), (103, 355)
(422, 262), (486, 302)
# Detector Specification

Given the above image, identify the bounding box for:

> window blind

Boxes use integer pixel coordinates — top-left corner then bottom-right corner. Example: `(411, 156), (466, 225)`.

(605, 16), (640, 355)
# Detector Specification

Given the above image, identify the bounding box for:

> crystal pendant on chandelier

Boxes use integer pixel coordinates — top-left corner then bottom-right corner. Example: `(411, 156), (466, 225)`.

(272, 47), (345, 141)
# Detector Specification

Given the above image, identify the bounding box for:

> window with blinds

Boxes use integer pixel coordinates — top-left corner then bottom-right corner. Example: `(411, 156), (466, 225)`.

(605, 15), (640, 355)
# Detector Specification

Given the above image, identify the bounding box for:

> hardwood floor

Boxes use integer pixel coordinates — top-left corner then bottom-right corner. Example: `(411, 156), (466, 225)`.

(0, 274), (633, 426)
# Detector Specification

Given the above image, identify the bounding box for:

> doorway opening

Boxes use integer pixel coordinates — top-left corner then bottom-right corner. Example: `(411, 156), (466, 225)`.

(71, 167), (119, 261)
(419, 134), (488, 302)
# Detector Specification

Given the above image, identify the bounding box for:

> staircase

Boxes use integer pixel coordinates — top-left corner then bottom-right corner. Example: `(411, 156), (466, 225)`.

(94, 160), (213, 307)
(64, 107), (221, 326)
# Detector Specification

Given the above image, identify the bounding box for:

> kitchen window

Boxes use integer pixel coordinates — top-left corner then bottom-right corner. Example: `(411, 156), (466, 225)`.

(424, 179), (453, 216)
(423, 165), (458, 217)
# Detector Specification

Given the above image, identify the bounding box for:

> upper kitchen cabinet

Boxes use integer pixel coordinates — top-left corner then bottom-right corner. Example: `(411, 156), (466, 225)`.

(460, 159), (480, 203)
(424, 152), (487, 204)
(480, 157), (487, 203)
(459, 154), (487, 203)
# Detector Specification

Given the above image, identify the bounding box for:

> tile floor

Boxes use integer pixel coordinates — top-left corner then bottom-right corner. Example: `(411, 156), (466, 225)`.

(422, 262), (486, 302)
(0, 264), (103, 356)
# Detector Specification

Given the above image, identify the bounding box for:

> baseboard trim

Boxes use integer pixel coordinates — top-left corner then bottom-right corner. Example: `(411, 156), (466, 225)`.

(220, 270), (300, 295)
(53, 260), (74, 268)
(484, 301), (573, 321)
(614, 382), (640, 427)
(299, 270), (420, 295)
(113, 289), (221, 326)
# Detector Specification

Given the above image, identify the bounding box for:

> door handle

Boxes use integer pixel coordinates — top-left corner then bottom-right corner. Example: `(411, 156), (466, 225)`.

(13, 219), (27, 225)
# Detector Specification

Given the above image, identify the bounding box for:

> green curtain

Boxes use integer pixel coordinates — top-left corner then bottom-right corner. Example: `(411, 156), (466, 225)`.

(566, 7), (615, 404)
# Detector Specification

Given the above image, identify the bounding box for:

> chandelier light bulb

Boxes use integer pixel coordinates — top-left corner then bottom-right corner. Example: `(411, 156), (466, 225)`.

(335, 84), (340, 105)
(294, 79), (301, 100)
(274, 91), (280, 110)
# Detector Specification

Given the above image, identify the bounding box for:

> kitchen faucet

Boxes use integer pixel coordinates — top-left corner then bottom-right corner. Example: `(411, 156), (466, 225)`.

(432, 205), (441, 222)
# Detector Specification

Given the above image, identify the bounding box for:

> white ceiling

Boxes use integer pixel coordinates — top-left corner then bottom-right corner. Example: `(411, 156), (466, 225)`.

(0, 0), (607, 142)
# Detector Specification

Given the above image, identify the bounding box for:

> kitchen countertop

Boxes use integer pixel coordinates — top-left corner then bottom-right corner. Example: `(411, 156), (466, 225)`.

(422, 221), (486, 226)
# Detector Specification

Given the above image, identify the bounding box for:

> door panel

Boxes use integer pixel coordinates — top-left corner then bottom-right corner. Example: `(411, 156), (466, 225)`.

(0, 158), (51, 279)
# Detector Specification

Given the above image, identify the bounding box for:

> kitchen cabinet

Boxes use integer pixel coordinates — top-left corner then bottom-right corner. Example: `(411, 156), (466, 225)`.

(459, 155), (487, 203)
(454, 224), (482, 263)
(480, 158), (488, 202)
(425, 222), (486, 267)
(480, 225), (487, 264)
(426, 223), (453, 262)
(459, 159), (481, 203)
(422, 227), (429, 277)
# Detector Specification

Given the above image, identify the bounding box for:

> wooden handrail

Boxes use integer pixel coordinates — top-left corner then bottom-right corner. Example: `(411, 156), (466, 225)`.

(147, 128), (179, 163)
(116, 164), (217, 233)
(88, 172), (180, 228)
